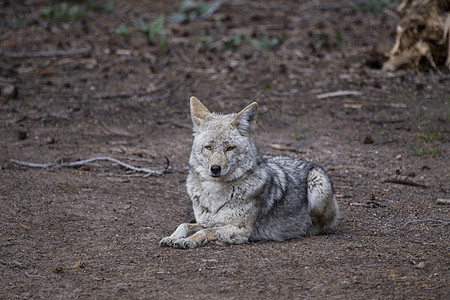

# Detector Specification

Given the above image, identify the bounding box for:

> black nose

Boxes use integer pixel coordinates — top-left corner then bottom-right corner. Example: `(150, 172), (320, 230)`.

(210, 165), (221, 175)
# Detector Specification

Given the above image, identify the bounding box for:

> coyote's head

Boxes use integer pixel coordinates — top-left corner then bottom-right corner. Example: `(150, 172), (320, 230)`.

(189, 96), (259, 181)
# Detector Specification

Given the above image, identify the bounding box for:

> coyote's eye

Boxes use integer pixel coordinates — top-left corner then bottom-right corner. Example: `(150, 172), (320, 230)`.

(204, 145), (212, 151)
(225, 146), (236, 151)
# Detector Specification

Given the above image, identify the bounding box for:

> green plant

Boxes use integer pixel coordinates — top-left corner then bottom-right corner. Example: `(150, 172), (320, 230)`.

(308, 31), (329, 51)
(419, 130), (441, 143)
(67, 4), (86, 22)
(252, 34), (279, 52)
(335, 29), (343, 49)
(355, 0), (396, 15)
(415, 112), (442, 143)
(40, 6), (56, 20)
(293, 119), (301, 140)
(56, 2), (70, 18)
(86, 0), (104, 13)
(414, 112), (429, 131)
(15, 16), (28, 27)
(412, 145), (441, 157)
(48, 2), (86, 21)
(412, 112), (443, 156)
(116, 24), (130, 43)
(104, 0), (115, 14)
(223, 33), (250, 51)
(200, 36), (215, 53)
(40, 1), (114, 22)
(139, 15), (167, 47)
(171, 0), (214, 23)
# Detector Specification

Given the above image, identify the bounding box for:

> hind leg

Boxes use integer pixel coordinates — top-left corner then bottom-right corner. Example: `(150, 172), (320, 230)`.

(307, 168), (339, 234)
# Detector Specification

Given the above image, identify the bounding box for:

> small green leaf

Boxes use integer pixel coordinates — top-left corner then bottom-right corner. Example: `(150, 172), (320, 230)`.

(104, 0), (115, 14)
(41, 6), (55, 20)
(139, 19), (148, 32)
(15, 16), (28, 27)
(68, 5), (85, 22)
(116, 24), (130, 43)
(150, 15), (165, 35)
(170, 13), (187, 23)
(57, 2), (69, 18)
(179, 0), (196, 12)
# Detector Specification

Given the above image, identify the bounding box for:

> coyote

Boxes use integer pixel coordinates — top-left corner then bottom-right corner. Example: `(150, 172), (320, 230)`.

(159, 97), (339, 249)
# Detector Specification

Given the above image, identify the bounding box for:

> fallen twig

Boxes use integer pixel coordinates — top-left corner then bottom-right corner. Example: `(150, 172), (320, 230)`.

(93, 91), (140, 100)
(406, 219), (449, 226)
(24, 271), (48, 279)
(0, 48), (92, 58)
(314, 1), (364, 10)
(11, 156), (166, 176)
(383, 175), (429, 188)
(424, 283), (443, 290)
(316, 90), (362, 99)
(350, 200), (387, 208)
(437, 198), (450, 205)
(268, 143), (297, 152)
(367, 200), (386, 207)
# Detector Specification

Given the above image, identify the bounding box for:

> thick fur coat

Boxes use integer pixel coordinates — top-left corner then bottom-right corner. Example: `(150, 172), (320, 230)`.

(159, 97), (339, 249)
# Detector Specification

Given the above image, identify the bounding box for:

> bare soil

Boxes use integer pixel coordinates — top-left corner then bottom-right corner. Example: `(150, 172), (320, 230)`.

(1, 1), (449, 299)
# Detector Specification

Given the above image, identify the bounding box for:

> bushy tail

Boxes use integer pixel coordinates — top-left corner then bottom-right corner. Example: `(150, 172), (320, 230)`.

(307, 168), (339, 235)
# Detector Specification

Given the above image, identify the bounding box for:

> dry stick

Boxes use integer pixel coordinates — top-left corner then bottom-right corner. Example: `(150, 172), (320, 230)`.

(424, 283), (443, 290)
(24, 271), (48, 279)
(383, 175), (429, 188)
(268, 143), (297, 152)
(316, 90), (362, 99)
(11, 157), (166, 176)
(405, 219), (449, 226)
(437, 198), (450, 205)
(314, 1), (365, 10)
(0, 48), (92, 58)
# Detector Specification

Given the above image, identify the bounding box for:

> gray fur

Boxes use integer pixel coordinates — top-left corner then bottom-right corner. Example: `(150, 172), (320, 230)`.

(159, 97), (339, 249)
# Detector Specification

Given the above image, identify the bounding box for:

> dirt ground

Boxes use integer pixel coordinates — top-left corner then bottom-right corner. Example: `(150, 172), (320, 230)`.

(1, 0), (449, 299)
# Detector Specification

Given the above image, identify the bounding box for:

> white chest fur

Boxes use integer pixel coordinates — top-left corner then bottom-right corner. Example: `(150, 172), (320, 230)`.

(188, 178), (256, 228)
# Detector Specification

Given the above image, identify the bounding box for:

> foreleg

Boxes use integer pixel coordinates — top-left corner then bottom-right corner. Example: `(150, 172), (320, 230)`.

(212, 225), (250, 246)
(159, 223), (203, 247)
(160, 224), (251, 249)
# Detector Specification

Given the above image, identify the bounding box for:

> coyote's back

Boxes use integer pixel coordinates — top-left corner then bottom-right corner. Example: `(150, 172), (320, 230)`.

(159, 97), (339, 249)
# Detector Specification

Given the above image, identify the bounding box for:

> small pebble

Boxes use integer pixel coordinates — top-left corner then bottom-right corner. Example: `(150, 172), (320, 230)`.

(415, 261), (426, 269)
(46, 136), (56, 144)
(364, 135), (374, 144)
(17, 130), (27, 140)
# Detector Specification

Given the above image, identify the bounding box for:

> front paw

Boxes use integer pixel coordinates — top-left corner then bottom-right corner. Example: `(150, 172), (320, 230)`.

(173, 238), (199, 249)
(159, 237), (175, 247)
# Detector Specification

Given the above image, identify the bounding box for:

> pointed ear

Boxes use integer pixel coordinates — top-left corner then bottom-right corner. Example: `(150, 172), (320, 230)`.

(190, 96), (211, 128)
(231, 102), (258, 136)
